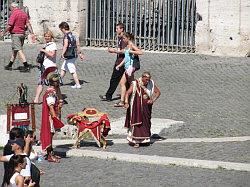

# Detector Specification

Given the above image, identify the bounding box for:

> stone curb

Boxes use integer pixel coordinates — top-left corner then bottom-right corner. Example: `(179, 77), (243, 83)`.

(67, 149), (250, 172)
(32, 136), (250, 172)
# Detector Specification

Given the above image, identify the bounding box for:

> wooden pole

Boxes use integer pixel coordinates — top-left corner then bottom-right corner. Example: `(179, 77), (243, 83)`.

(6, 104), (11, 133)
(30, 104), (36, 132)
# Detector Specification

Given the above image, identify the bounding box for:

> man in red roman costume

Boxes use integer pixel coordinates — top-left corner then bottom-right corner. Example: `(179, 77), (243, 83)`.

(40, 73), (64, 162)
(124, 71), (161, 148)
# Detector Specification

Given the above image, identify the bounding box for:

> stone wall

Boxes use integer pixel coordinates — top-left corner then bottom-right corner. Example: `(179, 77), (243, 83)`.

(23, 0), (250, 56)
(195, 0), (250, 56)
(23, 0), (87, 41)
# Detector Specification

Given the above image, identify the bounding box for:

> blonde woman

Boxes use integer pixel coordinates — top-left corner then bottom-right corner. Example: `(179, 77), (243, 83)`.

(34, 30), (58, 103)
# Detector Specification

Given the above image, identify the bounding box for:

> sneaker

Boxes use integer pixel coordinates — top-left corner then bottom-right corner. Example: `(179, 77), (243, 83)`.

(4, 65), (12, 71)
(99, 95), (107, 100)
(71, 84), (81, 89)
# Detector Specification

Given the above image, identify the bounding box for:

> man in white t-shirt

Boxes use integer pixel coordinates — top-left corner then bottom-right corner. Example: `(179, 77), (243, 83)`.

(0, 138), (31, 180)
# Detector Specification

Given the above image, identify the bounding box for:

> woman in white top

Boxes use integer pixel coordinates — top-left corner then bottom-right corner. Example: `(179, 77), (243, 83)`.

(3, 154), (35, 187)
(34, 30), (58, 103)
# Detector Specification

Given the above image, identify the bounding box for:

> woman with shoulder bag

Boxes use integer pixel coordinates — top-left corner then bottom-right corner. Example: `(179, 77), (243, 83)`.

(34, 30), (59, 103)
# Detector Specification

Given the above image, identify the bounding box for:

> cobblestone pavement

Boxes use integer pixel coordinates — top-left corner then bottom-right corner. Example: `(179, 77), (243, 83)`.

(0, 156), (250, 187)
(0, 42), (249, 138)
(0, 41), (250, 186)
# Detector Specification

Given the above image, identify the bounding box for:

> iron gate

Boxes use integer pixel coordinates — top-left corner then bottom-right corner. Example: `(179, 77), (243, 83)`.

(0, 0), (24, 40)
(85, 0), (196, 53)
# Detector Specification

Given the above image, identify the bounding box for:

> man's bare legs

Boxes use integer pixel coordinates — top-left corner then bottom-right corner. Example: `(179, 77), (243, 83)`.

(10, 50), (18, 62)
(6, 50), (30, 72)
(17, 50), (27, 63)
(5, 50), (18, 70)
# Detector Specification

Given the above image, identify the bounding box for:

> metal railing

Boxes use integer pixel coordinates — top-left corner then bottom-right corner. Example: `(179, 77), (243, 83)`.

(85, 0), (196, 53)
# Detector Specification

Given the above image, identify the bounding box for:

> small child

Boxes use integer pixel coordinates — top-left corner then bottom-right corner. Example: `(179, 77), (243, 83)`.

(115, 33), (142, 107)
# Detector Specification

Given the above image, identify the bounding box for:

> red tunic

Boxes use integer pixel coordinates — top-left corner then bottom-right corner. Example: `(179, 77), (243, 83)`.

(40, 88), (64, 150)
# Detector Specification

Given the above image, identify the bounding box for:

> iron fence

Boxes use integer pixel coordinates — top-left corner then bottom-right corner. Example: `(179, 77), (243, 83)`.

(85, 0), (197, 53)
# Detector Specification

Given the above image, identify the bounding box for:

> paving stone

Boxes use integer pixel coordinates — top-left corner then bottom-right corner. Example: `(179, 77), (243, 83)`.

(1, 156), (249, 187)
(0, 42), (250, 186)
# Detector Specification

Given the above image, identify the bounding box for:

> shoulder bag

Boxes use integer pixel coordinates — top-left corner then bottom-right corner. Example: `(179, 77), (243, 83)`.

(133, 55), (140, 71)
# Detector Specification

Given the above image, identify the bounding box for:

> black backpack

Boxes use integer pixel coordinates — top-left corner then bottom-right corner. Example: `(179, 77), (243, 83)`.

(64, 32), (77, 59)
(30, 162), (40, 187)
(25, 156), (41, 187)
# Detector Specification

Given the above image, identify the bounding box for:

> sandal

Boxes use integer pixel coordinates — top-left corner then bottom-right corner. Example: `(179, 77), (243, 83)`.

(51, 151), (61, 159)
(53, 155), (61, 159)
(47, 155), (60, 163)
(33, 100), (43, 105)
(114, 101), (124, 107)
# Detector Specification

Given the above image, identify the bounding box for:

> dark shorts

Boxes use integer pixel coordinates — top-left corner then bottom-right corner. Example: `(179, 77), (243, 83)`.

(11, 34), (25, 51)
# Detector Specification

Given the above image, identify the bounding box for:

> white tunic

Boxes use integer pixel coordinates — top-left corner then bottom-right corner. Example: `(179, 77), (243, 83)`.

(9, 172), (20, 187)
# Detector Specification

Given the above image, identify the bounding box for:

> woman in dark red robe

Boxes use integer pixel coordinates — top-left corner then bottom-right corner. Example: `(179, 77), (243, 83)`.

(124, 71), (161, 148)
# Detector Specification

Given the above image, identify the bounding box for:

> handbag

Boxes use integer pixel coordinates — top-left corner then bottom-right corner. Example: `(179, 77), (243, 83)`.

(36, 52), (45, 64)
(133, 55), (140, 71)
(36, 43), (53, 64)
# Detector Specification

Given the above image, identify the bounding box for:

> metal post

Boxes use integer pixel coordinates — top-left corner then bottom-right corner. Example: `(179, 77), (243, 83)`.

(148, 1), (151, 50)
(139, 0), (142, 48)
(171, 0), (175, 51)
(143, 0), (148, 50)
(181, 0), (185, 51)
(107, 0), (111, 46)
(157, 0), (162, 51)
(176, 0), (180, 51)
(94, 0), (97, 46)
(103, 0), (106, 45)
(112, 0), (115, 46)
(130, 0), (133, 33)
(125, 0), (128, 32)
(190, 0), (195, 52)
(152, 0), (156, 50)
(134, 0), (138, 44)
(167, 0), (170, 51)
(162, 0), (166, 51)
(185, 0), (190, 52)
